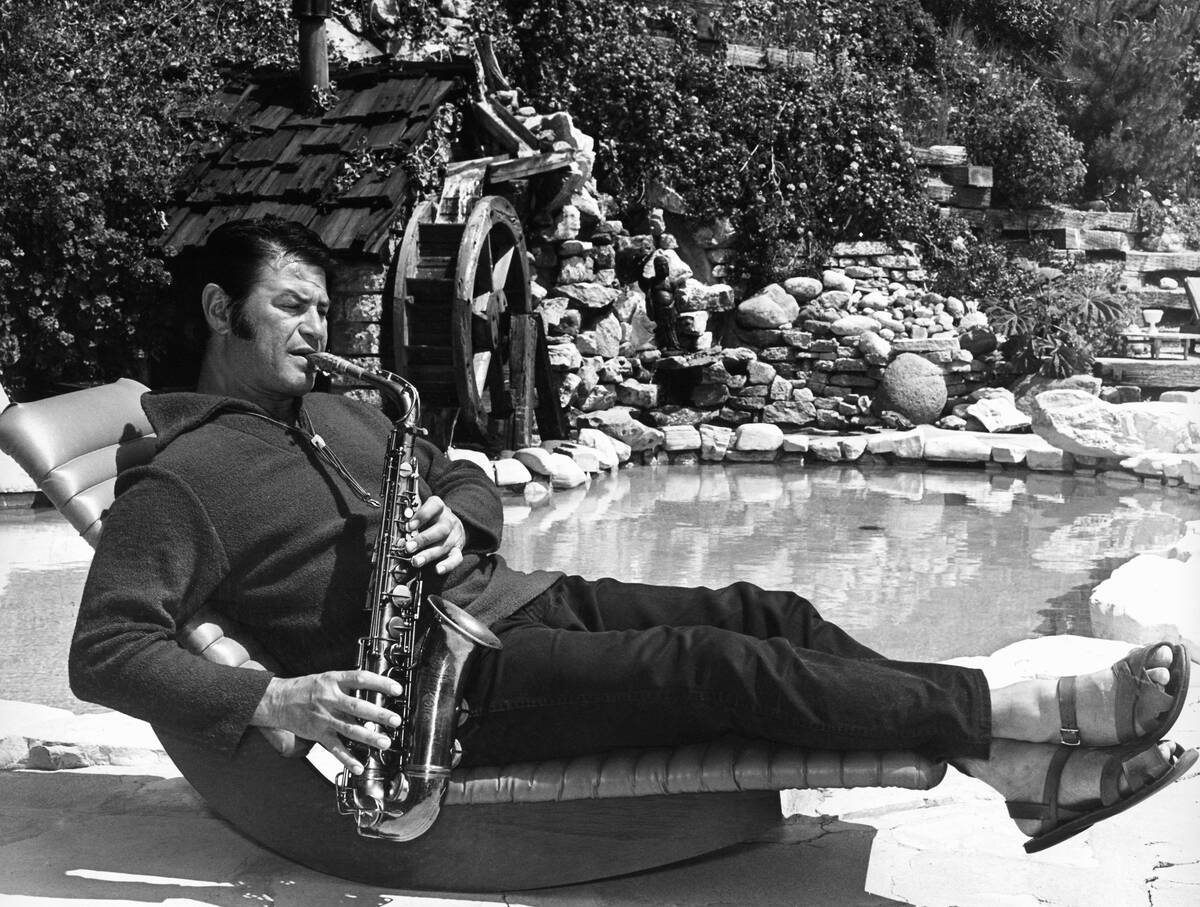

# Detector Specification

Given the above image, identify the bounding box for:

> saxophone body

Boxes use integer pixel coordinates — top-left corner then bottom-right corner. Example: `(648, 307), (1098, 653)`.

(307, 352), (501, 842)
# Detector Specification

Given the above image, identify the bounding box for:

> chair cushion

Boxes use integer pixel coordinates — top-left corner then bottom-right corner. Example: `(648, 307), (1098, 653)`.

(445, 740), (945, 805)
(0, 378), (154, 538)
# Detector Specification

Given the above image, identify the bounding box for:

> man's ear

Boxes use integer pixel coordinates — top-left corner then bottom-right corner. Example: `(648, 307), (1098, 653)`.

(201, 283), (233, 336)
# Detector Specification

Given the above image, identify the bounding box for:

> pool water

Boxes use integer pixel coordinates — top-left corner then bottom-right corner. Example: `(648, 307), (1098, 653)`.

(1, 463), (1195, 713)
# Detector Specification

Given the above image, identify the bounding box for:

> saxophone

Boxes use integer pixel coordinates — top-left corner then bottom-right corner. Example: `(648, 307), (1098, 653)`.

(307, 352), (502, 842)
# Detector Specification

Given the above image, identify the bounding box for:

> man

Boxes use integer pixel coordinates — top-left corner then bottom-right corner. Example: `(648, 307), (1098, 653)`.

(70, 218), (1195, 855)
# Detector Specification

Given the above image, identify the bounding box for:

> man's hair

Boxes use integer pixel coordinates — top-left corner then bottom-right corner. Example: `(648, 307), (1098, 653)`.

(200, 218), (334, 337)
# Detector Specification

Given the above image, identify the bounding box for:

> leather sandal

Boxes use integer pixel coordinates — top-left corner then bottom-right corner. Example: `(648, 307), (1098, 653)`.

(1056, 642), (1190, 747)
(1009, 740), (1198, 854)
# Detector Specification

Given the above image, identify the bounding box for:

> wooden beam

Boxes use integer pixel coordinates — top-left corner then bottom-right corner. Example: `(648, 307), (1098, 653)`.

(991, 207), (1137, 233)
(911, 146), (968, 166)
(1095, 356), (1200, 389)
(939, 165), (993, 188)
(475, 36), (511, 92)
(469, 101), (533, 156)
(1125, 251), (1200, 274)
(487, 150), (574, 183)
(923, 177), (990, 208)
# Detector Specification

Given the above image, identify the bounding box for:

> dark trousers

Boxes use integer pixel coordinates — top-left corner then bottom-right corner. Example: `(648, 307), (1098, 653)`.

(459, 576), (992, 766)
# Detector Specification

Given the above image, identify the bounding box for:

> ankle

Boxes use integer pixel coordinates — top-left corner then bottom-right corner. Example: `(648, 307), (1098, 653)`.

(991, 680), (1055, 742)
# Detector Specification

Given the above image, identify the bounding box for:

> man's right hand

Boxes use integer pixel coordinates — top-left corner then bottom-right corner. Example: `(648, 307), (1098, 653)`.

(252, 671), (403, 775)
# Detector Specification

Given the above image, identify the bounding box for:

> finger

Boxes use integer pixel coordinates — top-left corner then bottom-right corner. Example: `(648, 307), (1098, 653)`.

(340, 694), (402, 729)
(336, 670), (403, 697)
(406, 520), (452, 555)
(323, 737), (364, 775)
(335, 718), (393, 751)
(407, 495), (444, 531)
(433, 546), (464, 575)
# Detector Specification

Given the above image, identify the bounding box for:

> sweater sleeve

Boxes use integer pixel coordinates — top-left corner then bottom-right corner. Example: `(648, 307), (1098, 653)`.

(68, 466), (272, 756)
(417, 438), (504, 554)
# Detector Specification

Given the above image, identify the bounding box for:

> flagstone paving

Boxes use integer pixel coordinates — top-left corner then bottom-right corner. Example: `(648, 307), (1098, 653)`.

(2, 636), (1196, 907)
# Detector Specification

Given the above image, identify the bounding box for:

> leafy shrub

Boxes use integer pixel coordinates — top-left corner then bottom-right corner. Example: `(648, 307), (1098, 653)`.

(1040, 0), (1200, 202)
(0, 0), (293, 396)
(917, 28), (1086, 208)
(501, 1), (933, 283)
(931, 228), (1136, 378)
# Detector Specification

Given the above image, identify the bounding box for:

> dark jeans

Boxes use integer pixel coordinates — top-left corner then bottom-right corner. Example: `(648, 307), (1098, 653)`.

(459, 576), (992, 766)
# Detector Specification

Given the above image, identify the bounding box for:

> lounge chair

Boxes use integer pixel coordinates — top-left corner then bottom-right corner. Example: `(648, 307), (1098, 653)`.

(0, 379), (944, 890)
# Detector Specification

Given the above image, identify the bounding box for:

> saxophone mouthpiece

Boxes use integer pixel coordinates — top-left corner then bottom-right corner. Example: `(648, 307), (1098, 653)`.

(307, 351), (362, 379)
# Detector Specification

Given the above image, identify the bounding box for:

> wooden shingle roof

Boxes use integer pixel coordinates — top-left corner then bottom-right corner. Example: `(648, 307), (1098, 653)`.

(163, 59), (472, 257)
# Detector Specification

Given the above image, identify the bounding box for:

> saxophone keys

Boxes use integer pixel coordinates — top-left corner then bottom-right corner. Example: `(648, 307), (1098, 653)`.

(385, 615), (411, 637)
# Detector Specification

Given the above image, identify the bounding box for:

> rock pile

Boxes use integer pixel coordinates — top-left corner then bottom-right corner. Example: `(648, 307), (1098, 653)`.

(517, 205), (1002, 448)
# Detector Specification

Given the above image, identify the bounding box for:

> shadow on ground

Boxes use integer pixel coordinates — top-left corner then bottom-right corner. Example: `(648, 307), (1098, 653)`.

(0, 768), (901, 906)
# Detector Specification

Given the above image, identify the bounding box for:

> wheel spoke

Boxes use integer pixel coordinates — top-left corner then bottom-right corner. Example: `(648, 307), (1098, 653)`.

(472, 351), (492, 396)
(473, 231), (494, 297)
(491, 231), (515, 293)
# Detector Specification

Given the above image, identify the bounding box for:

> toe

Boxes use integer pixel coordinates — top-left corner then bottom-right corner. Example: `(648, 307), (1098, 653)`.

(1145, 644), (1173, 672)
(1146, 666), (1171, 687)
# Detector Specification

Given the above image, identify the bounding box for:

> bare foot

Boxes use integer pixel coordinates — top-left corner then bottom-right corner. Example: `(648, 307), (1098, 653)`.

(957, 738), (1179, 839)
(990, 643), (1181, 745)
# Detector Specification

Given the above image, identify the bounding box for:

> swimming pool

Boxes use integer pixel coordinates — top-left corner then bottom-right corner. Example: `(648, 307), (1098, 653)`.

(1, 462), (1195, 713)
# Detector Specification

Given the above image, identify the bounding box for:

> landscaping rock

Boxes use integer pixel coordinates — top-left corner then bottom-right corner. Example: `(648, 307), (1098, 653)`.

(1031, 390), (1200, 457)
(831, 315), (881, 337)
(736, 292), (792, 329)
(822, 269), (855, 293)
(1091, 554), (1200, 656)
(965, 396), (1031, 433)
(783, 276), (823, 301)
(732, 423), (784, 452)
(663, 425), (702, 451)
(879, 353), (948, 425)
(699, 424), (733, 461)
(492, 457), (532, 487)
(1011, 374), (1101, 416)
(575, 428), (622, 469)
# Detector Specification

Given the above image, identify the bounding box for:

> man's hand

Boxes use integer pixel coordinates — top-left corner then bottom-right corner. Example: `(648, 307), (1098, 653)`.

(404, 494), (466, 575)
(252, 671), (402, 775)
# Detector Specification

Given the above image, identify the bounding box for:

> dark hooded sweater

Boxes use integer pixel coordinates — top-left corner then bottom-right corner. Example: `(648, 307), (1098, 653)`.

(68, 391), (560, 754)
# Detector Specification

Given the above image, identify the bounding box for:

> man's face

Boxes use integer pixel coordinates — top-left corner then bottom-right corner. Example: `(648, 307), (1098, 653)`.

(221, 257), (329, 404)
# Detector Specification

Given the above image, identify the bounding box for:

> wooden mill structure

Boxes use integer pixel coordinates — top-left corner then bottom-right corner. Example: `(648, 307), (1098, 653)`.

(162, 2), (569, 450)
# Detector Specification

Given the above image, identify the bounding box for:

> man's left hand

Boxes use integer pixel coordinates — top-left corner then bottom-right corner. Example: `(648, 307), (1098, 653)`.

(405, 494), (466, 575)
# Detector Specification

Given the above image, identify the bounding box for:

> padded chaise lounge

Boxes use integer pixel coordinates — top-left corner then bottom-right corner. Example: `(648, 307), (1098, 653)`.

(0, 379), (945, 891)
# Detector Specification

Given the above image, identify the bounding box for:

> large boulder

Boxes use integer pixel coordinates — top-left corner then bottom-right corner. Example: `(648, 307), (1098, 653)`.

(1031, 389), (1200, 457)
(1090, 554), (1199, 656)
(879, 353), (947, 425)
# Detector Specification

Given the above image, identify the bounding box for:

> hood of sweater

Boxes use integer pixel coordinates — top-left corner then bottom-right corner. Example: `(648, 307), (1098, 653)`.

(142, 392), (294, 451)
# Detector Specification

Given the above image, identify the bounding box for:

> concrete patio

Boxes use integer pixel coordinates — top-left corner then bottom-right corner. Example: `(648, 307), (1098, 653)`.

(2, 636), (1197, 907)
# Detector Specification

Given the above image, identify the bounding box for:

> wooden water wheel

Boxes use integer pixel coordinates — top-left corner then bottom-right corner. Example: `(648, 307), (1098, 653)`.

(389, 196), (565, 450)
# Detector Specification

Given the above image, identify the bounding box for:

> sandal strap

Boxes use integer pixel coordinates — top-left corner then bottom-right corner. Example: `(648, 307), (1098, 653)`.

(1101, 742), (1174, 805)
(1057, 675), (1081, 745)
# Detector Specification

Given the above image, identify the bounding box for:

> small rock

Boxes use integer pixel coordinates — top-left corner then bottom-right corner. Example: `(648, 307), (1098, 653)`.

(732, 423), (785, 452)
(493, 457), (532, 487)
(822, 269), (855, 293)
(699, 423), (734, 461)
(783, 276), (823, 301)
(663, 424), (702, 451)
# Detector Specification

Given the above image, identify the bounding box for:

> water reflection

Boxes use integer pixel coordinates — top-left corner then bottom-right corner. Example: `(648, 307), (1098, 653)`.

(501, 463), (1198, 664)
(1, 462), (1195, 712)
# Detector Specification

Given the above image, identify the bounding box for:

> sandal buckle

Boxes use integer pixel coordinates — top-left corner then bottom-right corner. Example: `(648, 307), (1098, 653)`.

(1060, 727), (1081, 746)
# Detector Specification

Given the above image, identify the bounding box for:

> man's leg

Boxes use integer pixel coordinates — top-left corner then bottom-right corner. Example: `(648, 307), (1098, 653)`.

(546, 575), (887, 660)
(459, 576), (990, 767)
